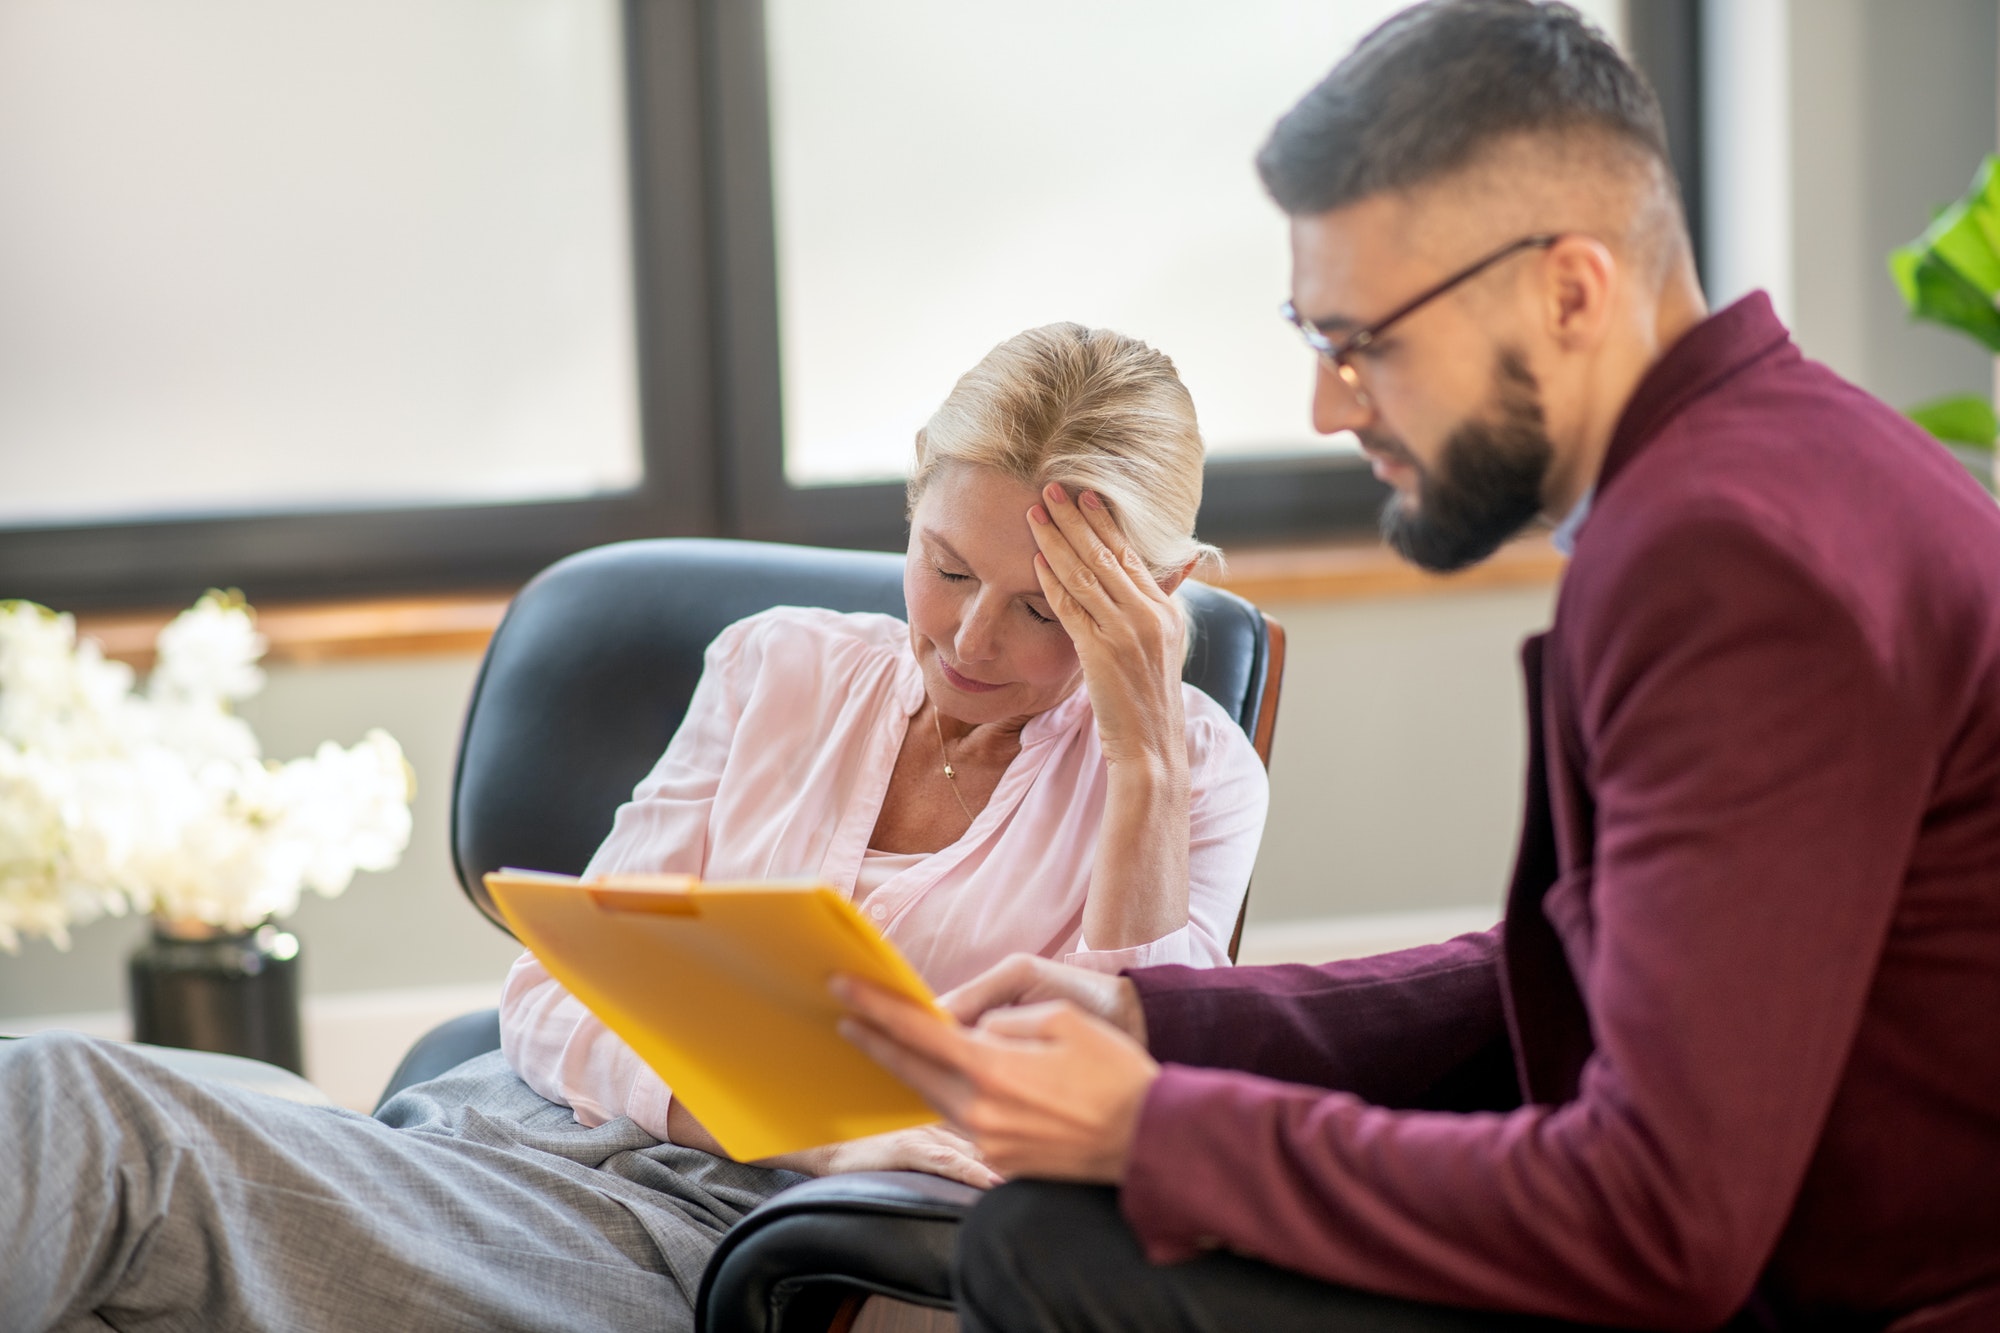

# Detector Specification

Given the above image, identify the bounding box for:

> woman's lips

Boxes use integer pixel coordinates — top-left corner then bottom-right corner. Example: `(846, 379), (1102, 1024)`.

(939, 656), (1003, 693)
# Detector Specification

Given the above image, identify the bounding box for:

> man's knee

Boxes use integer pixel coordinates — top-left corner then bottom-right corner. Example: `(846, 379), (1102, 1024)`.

(960, 1180), (1072, 1275)
(955, 1181), (1137, 1333)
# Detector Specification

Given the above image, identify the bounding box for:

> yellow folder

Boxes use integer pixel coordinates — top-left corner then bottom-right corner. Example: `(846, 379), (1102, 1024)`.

(484, 868), (945, 1161)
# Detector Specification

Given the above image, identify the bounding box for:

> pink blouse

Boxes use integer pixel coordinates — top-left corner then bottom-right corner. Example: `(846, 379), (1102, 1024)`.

(500, 606), (1269, 1140)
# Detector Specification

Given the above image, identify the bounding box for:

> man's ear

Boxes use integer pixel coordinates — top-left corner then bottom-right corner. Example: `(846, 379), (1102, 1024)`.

(1543, 234), (1617, 350)
(1157, 556), (1202, 597)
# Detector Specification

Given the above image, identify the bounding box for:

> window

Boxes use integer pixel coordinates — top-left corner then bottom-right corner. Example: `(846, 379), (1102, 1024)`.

(2, 0), (1657, 610)
(1, 0), (714, 609)
(0, 0), (642, 527)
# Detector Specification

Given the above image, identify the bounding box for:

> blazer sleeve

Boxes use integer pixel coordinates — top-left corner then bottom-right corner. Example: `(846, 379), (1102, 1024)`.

(1119, 519), (1931, 1330)
(1128, 928), (1511, 1109)
(498, 616), (758, 1141)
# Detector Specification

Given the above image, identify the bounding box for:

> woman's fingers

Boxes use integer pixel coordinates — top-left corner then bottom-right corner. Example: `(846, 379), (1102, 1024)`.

(1072, 489), (1171, 606)
(880, 1127), (1003, 1189)
(915, 1128), (1005, 1188)
(934, 1153), (1004, 1190)
(1029, 537), (1094, 638)
(1028, 483), (1141, 620)
(824, 1125), (1003, 1188)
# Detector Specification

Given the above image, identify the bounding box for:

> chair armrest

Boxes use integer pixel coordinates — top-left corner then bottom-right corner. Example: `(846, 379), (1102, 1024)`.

(697, 1171), (981, 1333)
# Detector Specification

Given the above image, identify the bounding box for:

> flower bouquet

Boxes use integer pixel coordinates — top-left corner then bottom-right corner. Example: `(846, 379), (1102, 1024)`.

(0, 591), (414, 951)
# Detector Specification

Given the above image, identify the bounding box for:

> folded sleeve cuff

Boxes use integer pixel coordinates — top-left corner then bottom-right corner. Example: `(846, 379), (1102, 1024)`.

(1062, 923), (1203, 974)
(623, 1072), (675, 1143)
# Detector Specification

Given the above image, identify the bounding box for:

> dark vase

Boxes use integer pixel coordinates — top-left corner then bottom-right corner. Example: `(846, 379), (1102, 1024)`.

(127, 919), (304, 1074)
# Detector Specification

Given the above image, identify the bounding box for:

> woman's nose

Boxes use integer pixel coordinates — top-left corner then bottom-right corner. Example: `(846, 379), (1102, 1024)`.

(954, 596), (1005, 663)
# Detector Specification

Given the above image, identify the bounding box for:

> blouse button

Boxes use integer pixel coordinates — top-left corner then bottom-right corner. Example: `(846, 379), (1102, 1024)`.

(868, 903), (888, 920)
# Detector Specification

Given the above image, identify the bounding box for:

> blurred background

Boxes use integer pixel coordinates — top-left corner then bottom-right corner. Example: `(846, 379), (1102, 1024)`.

(1, 0), (1993, 1107)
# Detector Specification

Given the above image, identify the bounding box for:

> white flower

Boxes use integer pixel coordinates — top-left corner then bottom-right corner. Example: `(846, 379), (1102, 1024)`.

(273, 730), (416, 900)
(0, 592), (413, 946)
(146, 696), (261, 766)
(150, 591), (266, 706)
(0, 741), (127, 951)
(0, 602), (136, 757)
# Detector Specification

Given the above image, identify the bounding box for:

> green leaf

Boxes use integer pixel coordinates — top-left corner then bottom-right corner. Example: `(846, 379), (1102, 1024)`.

(1891, 250), (2000, 352)
(1907, 393), (1999, 448)
(1889, 154), (2000, 350)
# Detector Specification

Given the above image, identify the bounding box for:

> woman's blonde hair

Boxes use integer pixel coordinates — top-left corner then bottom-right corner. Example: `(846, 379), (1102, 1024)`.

(907, 323), (1222, 589)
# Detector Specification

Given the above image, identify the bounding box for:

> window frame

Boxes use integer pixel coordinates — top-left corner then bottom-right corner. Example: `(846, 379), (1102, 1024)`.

(2, 0), (1700, 611)
(703, 0), (1391, 555)
(0, 0), (727, 612)
(1624, 0), (1706, 283)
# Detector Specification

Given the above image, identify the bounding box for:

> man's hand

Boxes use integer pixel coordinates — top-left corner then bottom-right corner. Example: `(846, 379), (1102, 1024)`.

(834, 974), (1160, 1184)
(941, 953), (1148, 1046)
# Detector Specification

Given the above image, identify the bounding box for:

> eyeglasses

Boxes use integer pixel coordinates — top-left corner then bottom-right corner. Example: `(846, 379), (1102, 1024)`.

(1281, 233), (1560, 409)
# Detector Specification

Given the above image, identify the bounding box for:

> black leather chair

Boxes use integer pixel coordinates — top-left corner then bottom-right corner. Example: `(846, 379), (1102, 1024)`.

(374, 536), (1286, 1331)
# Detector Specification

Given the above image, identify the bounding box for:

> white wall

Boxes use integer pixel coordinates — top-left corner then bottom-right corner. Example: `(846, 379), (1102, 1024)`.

(1712, 0), (1997, 411)
(1247, 585), (1553, 924)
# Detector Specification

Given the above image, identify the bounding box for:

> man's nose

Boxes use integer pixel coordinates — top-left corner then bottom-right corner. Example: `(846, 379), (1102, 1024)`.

(1311, 360), (1375, 436)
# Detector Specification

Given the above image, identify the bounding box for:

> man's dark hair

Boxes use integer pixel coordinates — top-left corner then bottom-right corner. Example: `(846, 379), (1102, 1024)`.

(1257, 0), (1672, 216)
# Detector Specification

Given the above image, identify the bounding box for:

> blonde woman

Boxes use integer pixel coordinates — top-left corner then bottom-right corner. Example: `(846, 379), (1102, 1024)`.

(503, 323), (1265, 1178)
(0, 325), (1268, 1333)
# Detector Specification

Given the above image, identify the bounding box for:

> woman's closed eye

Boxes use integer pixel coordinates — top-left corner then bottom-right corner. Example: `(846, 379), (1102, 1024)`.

(936, 567), (1057, 626)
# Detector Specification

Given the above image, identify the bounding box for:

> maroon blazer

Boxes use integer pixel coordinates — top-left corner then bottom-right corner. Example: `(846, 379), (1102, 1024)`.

(1121, 295), (2000, 1332)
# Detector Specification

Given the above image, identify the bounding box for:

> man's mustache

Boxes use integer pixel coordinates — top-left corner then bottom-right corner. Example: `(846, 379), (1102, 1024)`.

(1355, 430), (1418, 468)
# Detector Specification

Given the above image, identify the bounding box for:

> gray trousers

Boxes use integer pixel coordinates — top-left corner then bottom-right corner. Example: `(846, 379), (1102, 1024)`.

(1, 1031), (801, 1333)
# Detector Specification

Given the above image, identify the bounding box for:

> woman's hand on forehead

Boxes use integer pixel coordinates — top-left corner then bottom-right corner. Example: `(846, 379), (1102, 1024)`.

(1026, 482), (1186, 767)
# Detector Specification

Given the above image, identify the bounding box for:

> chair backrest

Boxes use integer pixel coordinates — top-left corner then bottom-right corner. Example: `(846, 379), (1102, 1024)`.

(451, 538), (1283, 949)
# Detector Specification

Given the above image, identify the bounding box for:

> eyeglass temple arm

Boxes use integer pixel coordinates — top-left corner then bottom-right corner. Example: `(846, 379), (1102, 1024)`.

(1337, 233), (1562, 354)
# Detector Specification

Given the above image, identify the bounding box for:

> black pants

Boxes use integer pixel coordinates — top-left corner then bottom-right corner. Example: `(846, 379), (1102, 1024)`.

(954, 1181), (1599, 1333)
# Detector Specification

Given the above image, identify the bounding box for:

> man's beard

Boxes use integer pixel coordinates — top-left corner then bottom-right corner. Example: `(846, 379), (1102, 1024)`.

(1369, 351), (1553, 573)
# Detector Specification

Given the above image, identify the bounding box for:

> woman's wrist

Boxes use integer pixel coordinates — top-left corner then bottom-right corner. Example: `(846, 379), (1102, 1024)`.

(1102, 744), (1189, 789)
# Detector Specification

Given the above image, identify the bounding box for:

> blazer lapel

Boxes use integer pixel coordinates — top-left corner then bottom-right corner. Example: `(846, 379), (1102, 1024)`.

(1499, 632), (1596, 1104)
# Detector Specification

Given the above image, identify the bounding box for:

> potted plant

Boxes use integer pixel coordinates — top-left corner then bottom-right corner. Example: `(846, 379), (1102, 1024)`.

(0, 592), (413, 1073)
(1890, 153), (2000, 490)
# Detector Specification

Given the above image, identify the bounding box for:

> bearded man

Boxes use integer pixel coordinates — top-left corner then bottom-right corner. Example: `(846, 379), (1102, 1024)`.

(839, 1), (2000, 1329)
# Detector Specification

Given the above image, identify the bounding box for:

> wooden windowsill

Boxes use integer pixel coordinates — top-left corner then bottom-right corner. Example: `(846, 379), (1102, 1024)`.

(73, 537), (1563, 667)
(1215, 534), (1564, 607)
(77, 592), (517, 671)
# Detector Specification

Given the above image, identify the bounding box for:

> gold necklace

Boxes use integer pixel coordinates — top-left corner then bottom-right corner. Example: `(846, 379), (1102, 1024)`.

(931, 705), (976, 824)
